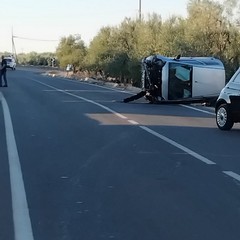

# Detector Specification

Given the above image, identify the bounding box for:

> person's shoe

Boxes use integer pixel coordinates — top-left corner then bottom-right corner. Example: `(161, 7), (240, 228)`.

(3, 84), (8, 87)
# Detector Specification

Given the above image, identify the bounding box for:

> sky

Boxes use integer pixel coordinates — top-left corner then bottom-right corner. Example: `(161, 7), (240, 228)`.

(0, 0), (189, 54)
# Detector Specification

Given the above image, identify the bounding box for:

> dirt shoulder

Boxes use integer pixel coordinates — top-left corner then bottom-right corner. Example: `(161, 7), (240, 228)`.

(44, 69), (141, 94)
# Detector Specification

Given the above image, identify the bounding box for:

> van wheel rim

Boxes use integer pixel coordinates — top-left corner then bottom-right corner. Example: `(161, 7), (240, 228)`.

(217, 107), (227, 127)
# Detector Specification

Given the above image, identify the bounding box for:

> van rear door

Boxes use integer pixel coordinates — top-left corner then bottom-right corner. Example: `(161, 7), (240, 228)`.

(192, 67), (225, 97)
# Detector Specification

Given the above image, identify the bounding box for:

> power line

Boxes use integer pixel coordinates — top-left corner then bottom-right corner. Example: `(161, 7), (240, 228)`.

(13, 35), (58, 42)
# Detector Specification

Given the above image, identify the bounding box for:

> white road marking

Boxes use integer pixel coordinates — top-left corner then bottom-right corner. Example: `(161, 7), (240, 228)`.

(180, 104), (215, 116)
(140, 126), (216, 165)
(45, 76), (131, 94)
(115, 113), (128, 119)
(43, 89), (113, 92)
(31, 79), (128, 120)
(45, 74), (216, 110)
(128, 120), (139, 125)
(62, 100), (116, 103)
(0, 77), (237, 239)
(31, 78), (217, 166)
(223, 171), (240, 182)
(0, 92), (34, 240)
(62, 100), (85, 103)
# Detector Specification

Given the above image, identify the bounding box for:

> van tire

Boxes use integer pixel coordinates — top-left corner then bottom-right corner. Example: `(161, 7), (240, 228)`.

(216, 104), (234, 130)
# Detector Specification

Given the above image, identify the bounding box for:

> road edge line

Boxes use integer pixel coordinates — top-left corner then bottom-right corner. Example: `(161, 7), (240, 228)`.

(0, 92), (34, 240)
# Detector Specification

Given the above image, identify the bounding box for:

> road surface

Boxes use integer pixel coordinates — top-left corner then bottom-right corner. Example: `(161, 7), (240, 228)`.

(1, 67), (240, 240)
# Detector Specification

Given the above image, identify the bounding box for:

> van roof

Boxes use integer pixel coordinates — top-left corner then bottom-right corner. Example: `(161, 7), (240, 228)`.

(146, 55), (224, 69)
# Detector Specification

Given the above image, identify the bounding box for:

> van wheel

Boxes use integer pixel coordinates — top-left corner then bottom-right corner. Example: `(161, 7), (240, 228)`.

(216, 104), (234, 130)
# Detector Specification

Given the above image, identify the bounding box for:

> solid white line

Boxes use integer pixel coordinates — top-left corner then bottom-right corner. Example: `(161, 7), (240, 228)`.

(31, 78), (216, 165)
(0, 92), (34, 240)
(139, 126), (216, 165)
(223, 171), (240, 182)
(180, 104), (215, 116)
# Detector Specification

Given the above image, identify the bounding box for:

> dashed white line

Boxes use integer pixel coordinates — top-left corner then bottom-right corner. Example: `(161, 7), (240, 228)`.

(223, 171), (240, 182)
(128, 120), (139, 125)
(31, 78), (217, 166)
(115, 113), (128, 119)
(0, 77), (238, 240)
(140, 126), (216, 165)
(0, 92), (34, 240)
(31, 79), (127, 120)
(44, 89), (113, 92)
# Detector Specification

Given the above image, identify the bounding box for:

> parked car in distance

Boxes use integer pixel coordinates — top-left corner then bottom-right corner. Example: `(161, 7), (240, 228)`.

(4, 56), (16, 70)
(215, 67), (240, 130)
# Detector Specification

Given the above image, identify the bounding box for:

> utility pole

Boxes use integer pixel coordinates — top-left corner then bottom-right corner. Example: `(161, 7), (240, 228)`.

(139, 0), (142, 21)
(11, 27), (17, 61)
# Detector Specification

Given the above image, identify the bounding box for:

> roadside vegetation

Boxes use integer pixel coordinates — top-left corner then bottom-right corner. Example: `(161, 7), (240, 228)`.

(5, 0), (240, 86)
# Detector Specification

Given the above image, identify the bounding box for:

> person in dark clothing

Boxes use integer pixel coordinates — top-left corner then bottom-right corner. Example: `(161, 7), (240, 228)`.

(149, 56), (164, 99)
(123, 90), (147, 103)
(0, 56), (8, 87)
(123, 55), (165, 103)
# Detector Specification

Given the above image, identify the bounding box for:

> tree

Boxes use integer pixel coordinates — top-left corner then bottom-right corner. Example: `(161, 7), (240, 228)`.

(38, 1), (240, 84)
(84, 27), (116, 72)
(17, 52), (55, 66)
(185, 0), (229, 57)
(160, 16), (187, 56)
(56, 34), (86, 70)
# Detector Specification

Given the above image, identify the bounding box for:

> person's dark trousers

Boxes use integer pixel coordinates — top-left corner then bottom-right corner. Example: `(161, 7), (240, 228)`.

(123, 91), (146, 103)
(0, 71), (7, 87)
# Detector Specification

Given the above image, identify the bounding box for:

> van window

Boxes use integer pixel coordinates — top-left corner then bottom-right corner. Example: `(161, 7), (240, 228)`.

(168, 63), (192, 100)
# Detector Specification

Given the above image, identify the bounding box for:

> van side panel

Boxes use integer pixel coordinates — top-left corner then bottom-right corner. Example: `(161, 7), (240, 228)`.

(192, 67), (225, 97)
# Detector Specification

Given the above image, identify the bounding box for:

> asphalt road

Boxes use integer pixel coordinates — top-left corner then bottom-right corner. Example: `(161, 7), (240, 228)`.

(1, 67), (240, 240)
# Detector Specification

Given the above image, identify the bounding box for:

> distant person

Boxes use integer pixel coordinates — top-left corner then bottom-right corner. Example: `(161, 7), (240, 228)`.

(66, 64), (72, 76)
(0, 56), (8, 87)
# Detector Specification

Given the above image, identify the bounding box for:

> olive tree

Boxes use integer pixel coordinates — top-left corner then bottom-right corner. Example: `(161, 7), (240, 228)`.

(56, 34), (86, 70)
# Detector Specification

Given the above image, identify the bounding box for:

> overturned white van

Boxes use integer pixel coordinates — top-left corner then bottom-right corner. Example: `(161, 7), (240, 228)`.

(124, 55), (225, 104)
